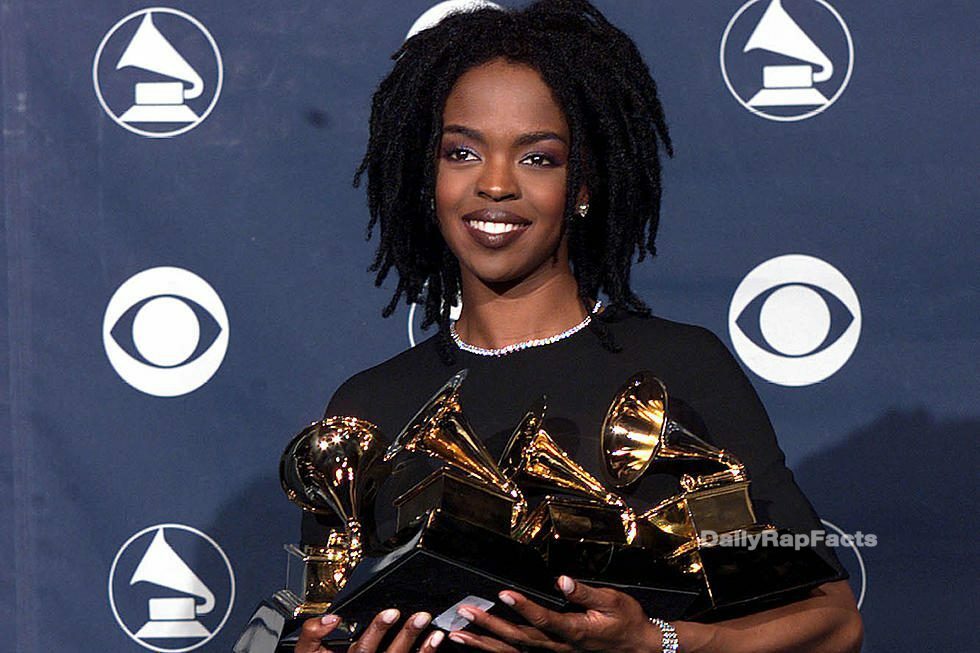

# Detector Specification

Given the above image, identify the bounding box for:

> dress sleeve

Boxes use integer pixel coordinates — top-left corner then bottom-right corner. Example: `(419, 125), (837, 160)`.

(685, 328), (848, 580)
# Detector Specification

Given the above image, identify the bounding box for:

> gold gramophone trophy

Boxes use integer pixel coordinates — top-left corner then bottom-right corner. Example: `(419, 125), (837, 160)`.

(277, 416), (387, 616)
(386, 369), (527, 535)
(501, 396), (635, 547)
(602, 372), (837, 616)
(233, 417), (386, 653)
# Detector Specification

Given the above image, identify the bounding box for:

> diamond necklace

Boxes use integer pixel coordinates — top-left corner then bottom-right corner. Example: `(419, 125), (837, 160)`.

(450, 300), (602, 357)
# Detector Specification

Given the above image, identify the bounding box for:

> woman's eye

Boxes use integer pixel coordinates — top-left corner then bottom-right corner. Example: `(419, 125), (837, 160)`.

(445, 147), (478, 162)
(521, 153), (556, 167)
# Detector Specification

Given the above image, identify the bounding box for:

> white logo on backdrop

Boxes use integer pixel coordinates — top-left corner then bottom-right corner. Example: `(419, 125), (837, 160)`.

(406, 0), (503, 40)
(728, 254), (860, 386)
(821, 518), (867, 609)
(103, 267), (229, 397)
(108, 524), (235, 652)
(93, 8), (223, 137)
(720, 0), (853, 121)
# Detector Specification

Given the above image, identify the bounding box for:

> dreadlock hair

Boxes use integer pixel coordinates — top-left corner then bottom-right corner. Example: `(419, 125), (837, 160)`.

(354, 0), (672, 364)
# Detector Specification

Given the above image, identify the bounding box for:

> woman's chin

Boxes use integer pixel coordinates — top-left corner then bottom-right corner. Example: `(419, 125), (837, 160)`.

(458, 248), (568, 291)
(464, 262), (533, 289)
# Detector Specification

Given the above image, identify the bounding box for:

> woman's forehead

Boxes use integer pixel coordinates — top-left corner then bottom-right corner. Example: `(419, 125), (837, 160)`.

(442, 59), (569, 137)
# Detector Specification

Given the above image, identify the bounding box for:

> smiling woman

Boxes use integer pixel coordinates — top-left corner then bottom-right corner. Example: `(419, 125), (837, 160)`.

(294, 1), (863, 652)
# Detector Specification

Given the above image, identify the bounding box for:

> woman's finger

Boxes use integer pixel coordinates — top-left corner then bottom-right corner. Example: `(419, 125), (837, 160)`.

(555, 576), (620, 612)
(497, 591), (583, 645)
(295, 614), (342, 653)
(419, 629), (446, 652)
(455, 604), (536, 643)
(383, 611), (432, 653)
(453, 605), (576, 653)
(347, 608), (400, 653)
(446, 629), (522, 653)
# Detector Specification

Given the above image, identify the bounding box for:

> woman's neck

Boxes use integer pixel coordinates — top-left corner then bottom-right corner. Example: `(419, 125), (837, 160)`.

(453, 268), (590, 351)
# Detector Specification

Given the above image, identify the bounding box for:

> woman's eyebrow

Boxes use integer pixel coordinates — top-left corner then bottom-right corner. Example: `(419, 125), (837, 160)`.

(514, 131), (567, 147)
(442, 125), (568, 147)
(443, 124), (485, 142)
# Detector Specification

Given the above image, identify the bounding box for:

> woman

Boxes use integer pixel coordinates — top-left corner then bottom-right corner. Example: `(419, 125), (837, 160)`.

(296, 1), (863, 651)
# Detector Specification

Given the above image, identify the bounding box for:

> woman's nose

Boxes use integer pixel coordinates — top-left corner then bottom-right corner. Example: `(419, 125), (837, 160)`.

(476, 156), (519, 201)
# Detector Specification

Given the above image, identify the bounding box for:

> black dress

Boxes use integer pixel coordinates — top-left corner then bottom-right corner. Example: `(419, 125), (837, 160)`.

(302, 308), (847, 581)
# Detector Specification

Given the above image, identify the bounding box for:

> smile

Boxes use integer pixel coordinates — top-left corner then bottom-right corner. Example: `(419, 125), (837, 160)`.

(460, 208), (532, 249)
(465, 220), (528, 235)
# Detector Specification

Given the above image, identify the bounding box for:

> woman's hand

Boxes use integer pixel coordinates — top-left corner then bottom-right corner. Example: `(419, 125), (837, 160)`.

(295, 609), (446, 653)
(446, 576), (663, 653)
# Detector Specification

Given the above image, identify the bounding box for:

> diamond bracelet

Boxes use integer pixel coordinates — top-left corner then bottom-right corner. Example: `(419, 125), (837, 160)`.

(649, 617), (679, 653)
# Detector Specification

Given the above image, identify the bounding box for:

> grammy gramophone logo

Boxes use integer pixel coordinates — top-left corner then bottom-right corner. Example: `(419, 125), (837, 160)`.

(109, 524), (235, 652)
(721, 0), (854, 121)
(93, 8), (223, 137)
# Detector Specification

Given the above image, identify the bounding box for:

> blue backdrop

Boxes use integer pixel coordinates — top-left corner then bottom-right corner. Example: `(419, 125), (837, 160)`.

(2, 1), (976, 651)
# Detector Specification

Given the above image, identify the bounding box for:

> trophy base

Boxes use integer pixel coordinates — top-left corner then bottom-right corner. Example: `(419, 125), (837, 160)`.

(539, 539), (701, 619)
(394, 468), (516, 535)
(522, 498), (701, 619)
(683, 527), (840, 619)
(233, 590), (357, 653)
(639, 481), (758, 558)
(518, 497), (629, 544)
(321, 509), (566, 642)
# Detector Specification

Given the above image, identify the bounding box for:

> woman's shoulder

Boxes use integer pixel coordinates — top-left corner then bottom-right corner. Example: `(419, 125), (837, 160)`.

(600, 306), (727, 354)
(323, 333), (448, 418)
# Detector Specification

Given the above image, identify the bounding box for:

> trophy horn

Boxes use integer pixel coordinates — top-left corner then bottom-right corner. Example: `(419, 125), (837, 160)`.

(500, 396), (627, 510)
(384, 370), (526, 525)
(280, 416), (387, 560)
(601, 372), (746, 489)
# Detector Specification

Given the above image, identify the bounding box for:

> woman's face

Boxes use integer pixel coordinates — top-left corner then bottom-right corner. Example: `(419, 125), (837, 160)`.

(435, 58), (577, 289)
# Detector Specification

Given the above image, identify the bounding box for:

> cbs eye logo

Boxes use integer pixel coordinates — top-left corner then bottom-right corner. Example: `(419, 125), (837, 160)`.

(728, 254), (860, 386)
(103, 267), (229, 397)
(406, 1), (503, 40)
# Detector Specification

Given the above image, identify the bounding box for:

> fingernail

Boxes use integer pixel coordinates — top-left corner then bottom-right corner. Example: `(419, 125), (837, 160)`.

(413, 612), (432, 629)
(449, 633), (466, 645)
(456, 607), (475, 621)
(428, 630), (445, 648)
(558, 576), (575, 594)
(381, 608), (400, 624)
(498, 592), (516, 606)
(321, 614), (340, 626)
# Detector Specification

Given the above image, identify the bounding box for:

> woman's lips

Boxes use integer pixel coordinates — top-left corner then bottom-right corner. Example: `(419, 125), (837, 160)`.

(462, 209), (531, 249)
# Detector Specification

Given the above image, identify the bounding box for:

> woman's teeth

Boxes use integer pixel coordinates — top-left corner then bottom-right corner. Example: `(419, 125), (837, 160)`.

(466, 220), (525, 234)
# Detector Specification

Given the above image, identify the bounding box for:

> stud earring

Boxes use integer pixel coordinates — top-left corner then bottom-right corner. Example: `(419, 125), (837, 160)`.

(576, 202), (590, 218)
